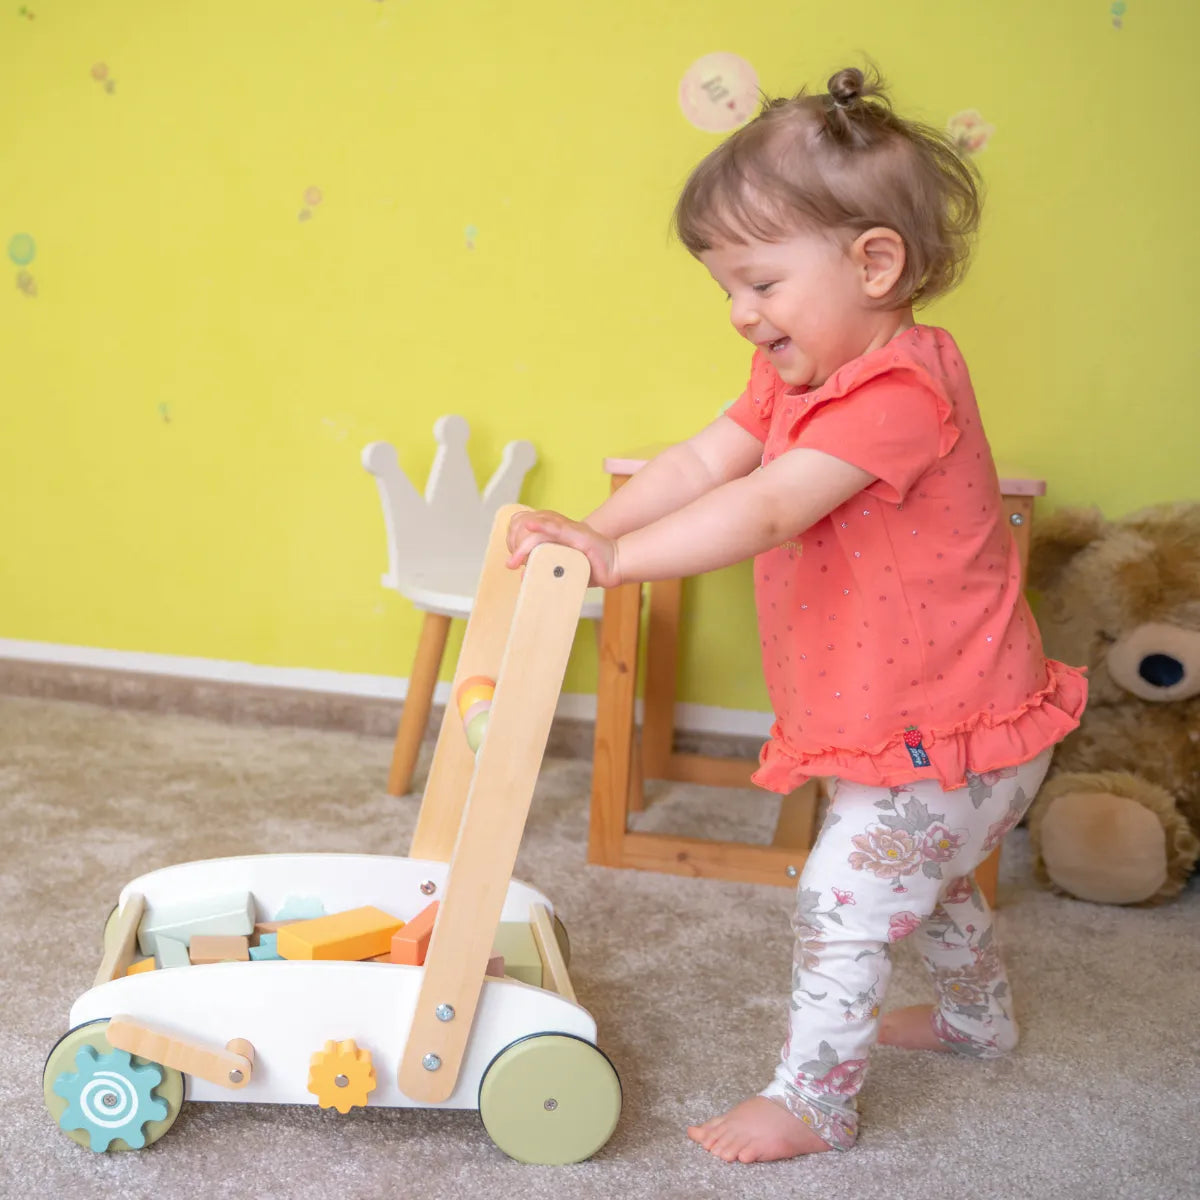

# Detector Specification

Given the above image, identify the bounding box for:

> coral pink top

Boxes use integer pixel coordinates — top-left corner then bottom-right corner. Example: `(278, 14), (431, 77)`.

(725, 324), (1087, 792)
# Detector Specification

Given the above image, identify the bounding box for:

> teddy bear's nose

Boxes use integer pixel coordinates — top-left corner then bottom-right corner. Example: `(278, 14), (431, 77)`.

(1138, 653), (1184, 688)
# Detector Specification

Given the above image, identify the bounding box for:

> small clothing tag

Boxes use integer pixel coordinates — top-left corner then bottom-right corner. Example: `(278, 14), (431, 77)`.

(903, 726), (930, 768)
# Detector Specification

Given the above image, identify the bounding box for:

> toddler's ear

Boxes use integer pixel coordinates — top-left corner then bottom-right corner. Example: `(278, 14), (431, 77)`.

(1027, 506), (1108, 592)
(853, 227), (906, 299)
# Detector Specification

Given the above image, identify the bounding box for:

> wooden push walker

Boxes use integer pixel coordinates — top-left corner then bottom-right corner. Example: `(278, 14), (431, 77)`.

(42, 506), (621, 1165)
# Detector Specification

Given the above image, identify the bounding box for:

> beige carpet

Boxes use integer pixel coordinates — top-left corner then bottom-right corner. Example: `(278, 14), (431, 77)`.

(3, 694), (1197, 1200)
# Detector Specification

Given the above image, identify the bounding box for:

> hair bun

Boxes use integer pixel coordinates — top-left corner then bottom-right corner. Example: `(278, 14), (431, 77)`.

(827, 67), (865, 108)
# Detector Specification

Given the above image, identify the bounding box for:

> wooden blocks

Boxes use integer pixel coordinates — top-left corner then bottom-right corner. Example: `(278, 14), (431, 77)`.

(254, 920), (297, 937)
(189, 935), (251, 964)
(388, 901), (439, 965)
(125, 957), (156, 976)
(137, 892), (255, 957)
(157, 936), (191, 969)
(249, 933), (281, 960)
(277, 906), (405, 962)
(274, 897), (324, 921)
(492, 922), (542, 988)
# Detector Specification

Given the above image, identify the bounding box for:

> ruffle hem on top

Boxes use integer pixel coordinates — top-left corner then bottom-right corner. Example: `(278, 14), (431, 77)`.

(752, 658), (1088, 793)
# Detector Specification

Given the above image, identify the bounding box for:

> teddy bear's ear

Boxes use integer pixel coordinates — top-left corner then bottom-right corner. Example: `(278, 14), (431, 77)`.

(1027, 506), (1108, 592)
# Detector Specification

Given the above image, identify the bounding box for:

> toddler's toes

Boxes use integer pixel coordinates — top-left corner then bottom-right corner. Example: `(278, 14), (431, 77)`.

(688, 1096), (832, 1162)
(686, 1115), (726, 1152)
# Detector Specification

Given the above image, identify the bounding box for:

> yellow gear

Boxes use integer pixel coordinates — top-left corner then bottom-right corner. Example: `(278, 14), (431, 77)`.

(306, 1039), (376, 1113)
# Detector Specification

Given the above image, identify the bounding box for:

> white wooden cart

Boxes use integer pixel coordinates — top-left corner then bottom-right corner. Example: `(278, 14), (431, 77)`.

(43, 507), (621, 1165)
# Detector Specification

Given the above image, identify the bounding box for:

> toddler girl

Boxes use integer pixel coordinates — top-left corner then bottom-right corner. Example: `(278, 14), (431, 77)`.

(506, 66), (1087, 1163)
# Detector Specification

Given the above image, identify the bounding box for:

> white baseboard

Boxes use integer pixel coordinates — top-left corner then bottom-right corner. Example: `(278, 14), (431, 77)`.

(0, 638), (774, 739)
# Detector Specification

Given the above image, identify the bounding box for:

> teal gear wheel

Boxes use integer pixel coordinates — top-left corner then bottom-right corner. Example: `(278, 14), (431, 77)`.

(54, 1046), (167, 1151)
(43, 1020), (184, 1152)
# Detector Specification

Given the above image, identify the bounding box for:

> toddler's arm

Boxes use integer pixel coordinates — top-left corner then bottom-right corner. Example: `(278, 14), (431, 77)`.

(584, 416), (765, 538)
(508, 444), (875, 585)
(507, 415), (763, 556)
(614, 446), (874, 581)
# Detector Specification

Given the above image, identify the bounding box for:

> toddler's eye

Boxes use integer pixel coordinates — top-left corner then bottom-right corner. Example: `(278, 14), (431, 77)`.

(752, 282), (775, 294)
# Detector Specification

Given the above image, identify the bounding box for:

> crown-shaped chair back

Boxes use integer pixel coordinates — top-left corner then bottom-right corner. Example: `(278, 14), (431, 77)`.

(362, 416), (537, 597)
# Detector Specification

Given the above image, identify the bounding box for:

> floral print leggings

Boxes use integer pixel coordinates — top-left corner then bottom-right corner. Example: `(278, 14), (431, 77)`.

(760, 747), (1053, 1150)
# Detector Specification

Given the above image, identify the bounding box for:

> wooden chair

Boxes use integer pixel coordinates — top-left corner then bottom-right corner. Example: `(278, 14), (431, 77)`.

(363, 415), (603, 796)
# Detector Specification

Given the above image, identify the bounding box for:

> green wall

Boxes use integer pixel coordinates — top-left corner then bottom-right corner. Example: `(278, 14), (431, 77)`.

(2, 1), (1195, 715)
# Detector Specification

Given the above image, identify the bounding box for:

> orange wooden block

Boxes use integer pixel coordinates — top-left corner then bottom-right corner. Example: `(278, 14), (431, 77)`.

(389, 901), (440, 965)
(125, 957), (156, 976)
(277, 906), (405, 962)
(189, 935), (250, 964)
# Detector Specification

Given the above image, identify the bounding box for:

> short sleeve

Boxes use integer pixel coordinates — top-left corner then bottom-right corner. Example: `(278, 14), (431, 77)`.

(791, 371), (960, 505)
(723, 350), (781, 442)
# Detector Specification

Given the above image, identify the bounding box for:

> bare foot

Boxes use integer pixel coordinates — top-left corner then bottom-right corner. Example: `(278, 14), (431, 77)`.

(687, 1096), (832, 1163)
(877, 1004), (951, 1052)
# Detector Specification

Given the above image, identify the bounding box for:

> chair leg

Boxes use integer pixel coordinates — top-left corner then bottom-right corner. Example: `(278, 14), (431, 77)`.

(771, 778), (822, 849)
(628, 732), (646, 814)
(388, 611), (452, 797)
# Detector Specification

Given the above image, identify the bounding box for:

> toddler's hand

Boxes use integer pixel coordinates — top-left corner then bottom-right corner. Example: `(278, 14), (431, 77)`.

(505, 510), (620, 588)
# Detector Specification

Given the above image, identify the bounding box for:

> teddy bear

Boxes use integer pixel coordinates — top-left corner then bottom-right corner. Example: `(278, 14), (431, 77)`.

(1023, 502), (1200, 905)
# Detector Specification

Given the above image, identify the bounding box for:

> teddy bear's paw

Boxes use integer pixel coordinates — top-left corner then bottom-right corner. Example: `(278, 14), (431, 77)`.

(1039, 788), (1168, 905)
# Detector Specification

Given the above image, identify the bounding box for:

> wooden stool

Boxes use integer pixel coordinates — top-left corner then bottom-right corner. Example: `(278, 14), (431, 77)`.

(587, 449), (1045, 906)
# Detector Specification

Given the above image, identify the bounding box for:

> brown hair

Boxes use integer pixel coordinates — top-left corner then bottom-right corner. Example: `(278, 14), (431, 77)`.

(674, 66), (983, 307)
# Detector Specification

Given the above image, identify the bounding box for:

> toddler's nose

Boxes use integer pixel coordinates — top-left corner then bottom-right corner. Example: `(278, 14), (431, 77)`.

(731, 300), (760, 337)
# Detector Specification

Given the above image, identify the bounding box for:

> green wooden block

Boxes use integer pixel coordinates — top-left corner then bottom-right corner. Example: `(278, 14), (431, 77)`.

(493, 922), (542, 988)
(138, 891), (255, 957)
(157, 936), (191, 969)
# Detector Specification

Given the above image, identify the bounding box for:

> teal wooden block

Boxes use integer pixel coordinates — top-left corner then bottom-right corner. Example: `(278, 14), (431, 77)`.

(274, 896), (325, 921)
(249, 933), (281, 960)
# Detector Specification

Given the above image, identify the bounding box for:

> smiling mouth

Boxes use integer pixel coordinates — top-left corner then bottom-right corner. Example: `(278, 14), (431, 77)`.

(765, 336), (790, 353)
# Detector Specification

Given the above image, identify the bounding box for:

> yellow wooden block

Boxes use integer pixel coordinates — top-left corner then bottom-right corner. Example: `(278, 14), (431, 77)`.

(125, 957), (157, 976)
(276, 906), (405, 962)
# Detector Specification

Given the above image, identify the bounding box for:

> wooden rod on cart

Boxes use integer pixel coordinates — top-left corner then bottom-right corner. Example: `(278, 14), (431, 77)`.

(107, 1015), (255, 1090)
(94, 894), (146, 987)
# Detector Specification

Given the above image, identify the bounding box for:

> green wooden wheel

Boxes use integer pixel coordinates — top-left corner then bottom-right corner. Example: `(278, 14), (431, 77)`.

(43, 1020), (185, 1152)
(478, 1033), (620, 1164)
(552, 915), (571, 967)
(102, 904), (120, 953)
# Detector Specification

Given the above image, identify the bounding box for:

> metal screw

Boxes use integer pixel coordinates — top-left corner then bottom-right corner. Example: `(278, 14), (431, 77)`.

(1009, 512), (1024, 527)
(544, 1098), (558, 1111)
(101, 1092), (120, 1108)
(335, 1074), (349, 1088)
(435, 1004), (455, 1022)
(420, 880), (437, 896)
(228, 1068), (244, 1084)
(553, 565), (564, 577)
(785, 865), (799, 879)
(422, 1053), (442, 1071)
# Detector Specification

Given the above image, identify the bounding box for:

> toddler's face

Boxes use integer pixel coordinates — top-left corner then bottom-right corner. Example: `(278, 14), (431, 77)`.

(700, 230), (883, 389)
